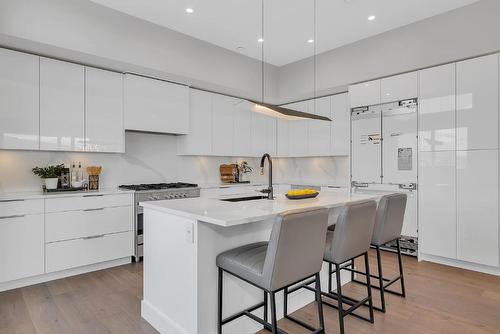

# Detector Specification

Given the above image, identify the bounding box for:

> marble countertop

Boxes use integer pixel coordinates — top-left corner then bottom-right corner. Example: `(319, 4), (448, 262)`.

(0, 188), (134, 201)
(141, 191), (378, 227)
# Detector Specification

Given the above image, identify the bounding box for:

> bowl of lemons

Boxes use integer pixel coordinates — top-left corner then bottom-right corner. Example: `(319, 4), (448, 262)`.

(286, 188), (319, 200)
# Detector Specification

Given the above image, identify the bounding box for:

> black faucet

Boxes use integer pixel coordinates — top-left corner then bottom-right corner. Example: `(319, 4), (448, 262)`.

(260, 153), (273, 200)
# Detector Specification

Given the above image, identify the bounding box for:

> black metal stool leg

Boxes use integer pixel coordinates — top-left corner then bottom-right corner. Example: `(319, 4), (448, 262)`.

(364, 252), (374, 323)
(315, 273), (325, 332)
(270, 292), (278, 334)
(283, 287), (288, 318)
(350, 259), (355, 281)
(264, 291), (268, 322)
(328, 262), (333, 294)
(376, 246), (386, 313)
(217, 268), (223, 334)
(335, 264), (345, 334)
(397, 239), (406, 298)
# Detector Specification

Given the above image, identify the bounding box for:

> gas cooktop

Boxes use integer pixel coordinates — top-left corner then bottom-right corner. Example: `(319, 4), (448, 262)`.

(119, 182), (199, 191)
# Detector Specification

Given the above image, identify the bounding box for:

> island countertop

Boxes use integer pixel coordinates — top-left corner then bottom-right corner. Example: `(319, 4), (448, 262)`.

(140, 191), (379, 227)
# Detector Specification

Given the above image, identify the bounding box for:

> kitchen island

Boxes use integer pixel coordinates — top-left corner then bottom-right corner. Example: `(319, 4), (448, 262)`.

(140, 191), (377, 334)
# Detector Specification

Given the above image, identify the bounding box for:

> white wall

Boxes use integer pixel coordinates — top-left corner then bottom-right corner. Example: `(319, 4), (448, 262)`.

(277, 0), (500, 103)
(0, 132), (347, 193)
(0, 0), (278, 102)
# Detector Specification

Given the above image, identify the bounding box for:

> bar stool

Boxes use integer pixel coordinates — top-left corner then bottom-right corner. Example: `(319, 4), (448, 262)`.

(350, 193), (408, 313)
(286, 200), (378, 334)
(216, 207), (329, 334)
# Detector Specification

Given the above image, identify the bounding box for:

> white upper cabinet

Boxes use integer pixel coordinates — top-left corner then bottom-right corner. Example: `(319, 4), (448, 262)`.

(266, 116), (277, 156)
(178, 89), (213, 155)
(456, 54), (499, 151)
(456, 150), (499, 267)
(251, 112), (268, 157)
(234, 100), (253, 157)
(212, 94), (234, 156)
(349, 79), (381, 108)
(419, 64), (456, 152)
(276, 118), (290, 157)
(308, 97), (331, 156)
(124, 74), (189, 134)
(288, 101), (309, 157)
(85, 67), (124, 153)
(381, 72), (418, 103)
(40, 58), (85, 151)
(330, 93), (349, 156)
(0, 49), (40, 150)
(418, 151), (457, 259)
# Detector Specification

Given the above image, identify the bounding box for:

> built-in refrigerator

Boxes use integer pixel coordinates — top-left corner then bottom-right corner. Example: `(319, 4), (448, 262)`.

(351, 98), (418, 256)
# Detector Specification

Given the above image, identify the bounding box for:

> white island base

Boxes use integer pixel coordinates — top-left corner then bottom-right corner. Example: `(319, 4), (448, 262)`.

(139, 192), (377, 334)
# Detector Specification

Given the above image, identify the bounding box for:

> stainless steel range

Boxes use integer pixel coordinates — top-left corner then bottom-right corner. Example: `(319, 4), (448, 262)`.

(119, 182), (200, 261)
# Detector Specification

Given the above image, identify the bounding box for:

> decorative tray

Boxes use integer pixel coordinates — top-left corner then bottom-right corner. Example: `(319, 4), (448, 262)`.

(285, 192), (319, 200)
(43, 186), (88, 193)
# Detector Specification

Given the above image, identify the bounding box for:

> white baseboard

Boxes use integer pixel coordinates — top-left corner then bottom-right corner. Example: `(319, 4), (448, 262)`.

(0, 257), (131, 292)
(419, 253), (500, 276)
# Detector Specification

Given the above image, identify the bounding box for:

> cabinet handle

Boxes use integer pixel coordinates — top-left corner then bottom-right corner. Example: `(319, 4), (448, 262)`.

(0, 214), (25, 220)
(83, 194), (104, 197)
(82, 234), (105, 240)
(83, 208), (105, 212)
(0, 199), (25, 203)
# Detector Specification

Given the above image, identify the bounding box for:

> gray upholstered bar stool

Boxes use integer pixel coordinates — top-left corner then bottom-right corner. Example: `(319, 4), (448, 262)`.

(350, 193), (407, 313)
(216, 207), (329, 334)
(286, 200), (378, 334)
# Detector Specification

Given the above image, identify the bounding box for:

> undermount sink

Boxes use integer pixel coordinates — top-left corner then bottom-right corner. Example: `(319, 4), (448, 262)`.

(220, 195), (268, 202)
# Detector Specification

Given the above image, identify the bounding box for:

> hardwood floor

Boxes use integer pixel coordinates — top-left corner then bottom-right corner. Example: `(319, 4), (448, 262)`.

(1, 251), (499, 334)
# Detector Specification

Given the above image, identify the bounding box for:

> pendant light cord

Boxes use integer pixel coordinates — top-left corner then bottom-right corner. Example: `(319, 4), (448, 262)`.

(261, 0), (265, 104)
(313, 0), (317, 111)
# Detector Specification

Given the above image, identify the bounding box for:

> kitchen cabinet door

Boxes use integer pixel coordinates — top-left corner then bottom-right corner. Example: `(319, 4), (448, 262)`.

(124, 74), (189, 134)
(331, 93), (349, 156)
(418, 151), (456, 259)
(288, 101), (309, 157)
(211, 94), (234, 156)
(251, 112), (269, 157)
(85, 67), (124, 153)
(266, 117), (277, 156)
(381, 72), (418, 104)
(308, 97), (331, 156)
(456, 54), (499, 151)
(349, 79), (381, 108)
(178, 89), (213, 155)
(0, 214), (44, 283)
(233, 99), (253, 157)
(277, 119), (290, 157)
(0, 48), (40, 150)
(457, 150), (498, 266)
(40, 57), (85, 151)
(418, 64), (456, 152)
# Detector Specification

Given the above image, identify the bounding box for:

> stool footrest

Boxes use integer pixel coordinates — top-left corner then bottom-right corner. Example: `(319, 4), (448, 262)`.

(221, 301), (265, 325)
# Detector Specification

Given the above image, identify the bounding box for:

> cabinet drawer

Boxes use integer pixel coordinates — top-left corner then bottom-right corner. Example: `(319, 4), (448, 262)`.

(46, 206), (133, 242)
(45, 193), (133, 212)
(0, 214), (44, 283)
(0, 199), (44, 216)
(46, 231), (133, 273)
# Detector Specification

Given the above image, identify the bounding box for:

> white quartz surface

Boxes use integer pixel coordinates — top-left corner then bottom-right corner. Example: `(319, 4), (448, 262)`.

(141, 191), (378, 227)
(0, 188), (134, 201)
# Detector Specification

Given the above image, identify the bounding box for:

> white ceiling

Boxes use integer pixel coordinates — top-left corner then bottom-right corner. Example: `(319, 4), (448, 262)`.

(89, 0), (480, 66)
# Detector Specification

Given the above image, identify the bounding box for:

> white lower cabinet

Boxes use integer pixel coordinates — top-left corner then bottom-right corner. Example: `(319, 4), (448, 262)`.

(46, 231), (133, 273)
(418, 151), (457, 259)
(0, 213), (44, 283)
(456, 150), (499, 267)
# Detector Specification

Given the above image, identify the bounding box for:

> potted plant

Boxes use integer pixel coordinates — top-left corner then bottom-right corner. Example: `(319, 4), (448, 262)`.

(32, 164), (65, 190)
(237, 161), (253, 182)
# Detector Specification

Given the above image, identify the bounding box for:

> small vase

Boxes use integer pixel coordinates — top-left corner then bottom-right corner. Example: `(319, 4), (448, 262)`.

(44, 178), (58, 190)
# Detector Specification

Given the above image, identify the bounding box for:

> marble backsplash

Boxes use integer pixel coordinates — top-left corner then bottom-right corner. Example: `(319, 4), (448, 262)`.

(0, 132), (349, 192)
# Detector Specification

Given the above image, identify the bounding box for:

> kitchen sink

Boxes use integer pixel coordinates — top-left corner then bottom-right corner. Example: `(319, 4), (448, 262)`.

(220, 195), (268, 202)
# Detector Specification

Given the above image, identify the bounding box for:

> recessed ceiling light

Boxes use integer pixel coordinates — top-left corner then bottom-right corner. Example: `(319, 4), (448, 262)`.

(368, 15), (376, 21)
(185, 8), (194, 14)
(236, 46), (246, 52)
(307, 39), (314, 43)
(258, 38), (264, 43)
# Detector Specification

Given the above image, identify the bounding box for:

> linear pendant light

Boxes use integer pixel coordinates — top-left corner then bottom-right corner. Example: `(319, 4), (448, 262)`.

(251, 0), (331, 122)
